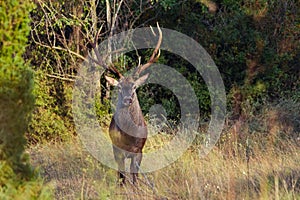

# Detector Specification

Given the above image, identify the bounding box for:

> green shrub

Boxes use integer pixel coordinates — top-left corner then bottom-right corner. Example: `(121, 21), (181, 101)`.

(27, 71), (71, 144)
(95, 95), (111, 127)
(0, 0), (52, 198)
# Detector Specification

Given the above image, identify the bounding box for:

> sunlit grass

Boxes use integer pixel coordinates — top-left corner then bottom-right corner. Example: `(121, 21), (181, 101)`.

(27, 96), (300, 199)
(28, 133), (300, 199)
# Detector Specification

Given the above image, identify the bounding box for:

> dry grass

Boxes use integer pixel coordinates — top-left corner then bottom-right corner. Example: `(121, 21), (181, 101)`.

(28, 135), (300, 200)
(27, 99), (300, 199)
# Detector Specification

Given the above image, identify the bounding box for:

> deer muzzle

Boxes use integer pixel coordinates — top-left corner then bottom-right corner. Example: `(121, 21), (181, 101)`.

(123, 96), (133, 106)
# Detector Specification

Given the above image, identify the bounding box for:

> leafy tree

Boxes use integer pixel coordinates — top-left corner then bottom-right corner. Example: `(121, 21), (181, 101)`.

(0, 0), (52, 198)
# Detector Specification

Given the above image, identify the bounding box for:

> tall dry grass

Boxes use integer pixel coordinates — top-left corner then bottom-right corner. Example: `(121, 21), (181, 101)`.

(28, 139), (299, 199)
(28, 100), (300, 199)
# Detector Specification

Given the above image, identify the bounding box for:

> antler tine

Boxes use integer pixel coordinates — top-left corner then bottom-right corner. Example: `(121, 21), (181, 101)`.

(89, 29), (123, 78)
(135, 22), (162, 76)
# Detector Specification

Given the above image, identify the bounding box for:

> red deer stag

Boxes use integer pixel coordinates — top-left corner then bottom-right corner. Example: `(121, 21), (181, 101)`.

(90, 24), (162, 185)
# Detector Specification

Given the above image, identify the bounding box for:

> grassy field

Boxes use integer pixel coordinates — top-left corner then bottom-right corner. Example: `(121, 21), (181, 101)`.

(28, 132), (300, 200)
(27, 97), (300, 200)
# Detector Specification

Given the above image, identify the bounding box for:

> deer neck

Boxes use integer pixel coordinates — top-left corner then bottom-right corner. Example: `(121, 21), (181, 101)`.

(116, 97), (144, 126)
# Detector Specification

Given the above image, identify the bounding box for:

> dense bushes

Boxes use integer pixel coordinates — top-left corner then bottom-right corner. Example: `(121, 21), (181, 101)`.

(25, 0), (300, 143)
(0, 0), (52, 198)
(27, 71), (74, 144)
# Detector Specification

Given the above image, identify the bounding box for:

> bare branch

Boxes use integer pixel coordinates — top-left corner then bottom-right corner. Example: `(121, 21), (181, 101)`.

(31, 31), (87, 61)
(46, 73), (75, 82)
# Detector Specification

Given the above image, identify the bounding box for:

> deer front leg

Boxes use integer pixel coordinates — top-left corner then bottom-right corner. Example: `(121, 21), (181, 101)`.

(113, 147), (126, 185)
(130, 153), (143, 184)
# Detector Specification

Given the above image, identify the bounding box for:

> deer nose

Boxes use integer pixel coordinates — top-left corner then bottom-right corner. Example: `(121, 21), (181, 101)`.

(123, 96), (133, 106)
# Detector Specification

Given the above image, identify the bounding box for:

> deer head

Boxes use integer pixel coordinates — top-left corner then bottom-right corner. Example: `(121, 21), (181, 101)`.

(105, 75), (149, 108)
(90, 22), (162, 109)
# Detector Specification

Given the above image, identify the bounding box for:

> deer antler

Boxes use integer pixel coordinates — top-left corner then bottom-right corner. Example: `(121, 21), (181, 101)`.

(134, 22), (162, 76)
(89, 29), (123, 78)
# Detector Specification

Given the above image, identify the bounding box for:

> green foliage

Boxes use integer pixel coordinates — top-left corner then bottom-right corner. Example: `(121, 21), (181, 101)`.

(0, 161), (53, 199)
(155, 0), (299, 117)
(95, 95), (111, 127)
(0, 0), (52, 198)
(27, 70), (74, 144)
(0, 0), (34, 171)
(27, 0), (299, 142)
(158, 0), (178, 10)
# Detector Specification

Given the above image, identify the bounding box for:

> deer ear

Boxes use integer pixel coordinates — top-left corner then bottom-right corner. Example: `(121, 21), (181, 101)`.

(135, 73), (149, 87)
(105, 76), (119, 86)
